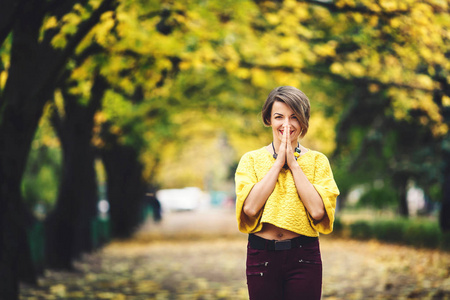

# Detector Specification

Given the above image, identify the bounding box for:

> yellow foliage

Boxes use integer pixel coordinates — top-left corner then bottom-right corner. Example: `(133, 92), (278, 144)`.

(414, 74), (434, 90)
(251, 68), (269, 87)
(179, 61), (191, 71)
(266, 13), (280, 25)
(225, 61), (239, 72)
(353, 13), (364, 24)
(442, 95), (450, 107)
(93, 11), (116, 46)
(136, 280), (160, 293)
(112, 294), (127, 300)
(53, 90), (65, 118)
(69, 79), (92, 100)
(50, 284), (66, 297)
(330, 62), (344, 75)
(0, 71), (7, 91)
(379, 0), (399, 11)
(19, 211), (450, 300)
(389, 17), (402, 28)
(432, 123), (449, 136)
(235, 68), (251, 79)
(43, 16), (58, 30)
(51, 31), (67, 49)
(336, 0), (356, 8)
(273, 71), (300, 88)
(368, 16), (379, 27)
(313, 42), (337, 57)
(389, 88), (447, 137)
(303, 111), (336, 155)
(30, 0), (450, 193)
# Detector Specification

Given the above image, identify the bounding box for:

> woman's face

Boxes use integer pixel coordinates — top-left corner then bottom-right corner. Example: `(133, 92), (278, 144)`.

(270, 101), (301, 142)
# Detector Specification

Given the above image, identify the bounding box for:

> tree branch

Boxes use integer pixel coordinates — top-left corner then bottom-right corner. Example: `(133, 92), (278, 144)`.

(32, 0), (116, 104)
(56, 0), (116, 75)
(240, 60), (437, 93)
(297, 0), (448, 17)
(0, 0), (25, 47)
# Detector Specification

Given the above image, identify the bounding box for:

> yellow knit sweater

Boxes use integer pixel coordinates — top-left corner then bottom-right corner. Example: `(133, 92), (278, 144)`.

(235, 147), (339, 237)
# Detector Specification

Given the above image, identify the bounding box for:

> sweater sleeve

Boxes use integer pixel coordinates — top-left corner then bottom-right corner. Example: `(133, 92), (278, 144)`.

(235, 152), (263, 233)
(308, 153), (340, 234)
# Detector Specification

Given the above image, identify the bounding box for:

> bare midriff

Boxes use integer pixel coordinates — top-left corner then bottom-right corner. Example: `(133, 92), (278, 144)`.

(254, 223), (300, 241)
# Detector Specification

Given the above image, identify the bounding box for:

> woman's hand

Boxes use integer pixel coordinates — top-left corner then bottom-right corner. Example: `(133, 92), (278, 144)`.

(274, 124), (288, 168)
(277, 124), (297, 169)
(285, 125), (298, 169)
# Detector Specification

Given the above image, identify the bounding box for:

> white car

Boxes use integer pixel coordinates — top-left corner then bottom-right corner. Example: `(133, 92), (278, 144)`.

(156, 187), (204, 212)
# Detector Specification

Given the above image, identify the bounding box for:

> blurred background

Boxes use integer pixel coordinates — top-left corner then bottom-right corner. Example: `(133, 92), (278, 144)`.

(1, 0), (450, 299)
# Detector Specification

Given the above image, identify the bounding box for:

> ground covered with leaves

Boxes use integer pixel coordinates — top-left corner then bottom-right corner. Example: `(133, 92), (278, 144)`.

(20, 209), (450, 299)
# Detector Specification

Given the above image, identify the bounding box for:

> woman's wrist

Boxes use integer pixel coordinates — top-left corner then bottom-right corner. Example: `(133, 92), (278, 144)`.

(273, 159), (285, 170)
(288, 162), (301, 172)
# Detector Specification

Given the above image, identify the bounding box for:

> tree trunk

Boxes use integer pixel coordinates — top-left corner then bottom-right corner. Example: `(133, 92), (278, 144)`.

(439, 170), (450, 231)
(44, 137), (98, 269)
(101, 130), (146, 238)
(0, 0), (116, 295)
(397, 177), (409, 217)
(0, 1), (47, 296)
(0, 0), (26, 46)
(44, 74), (105, 269)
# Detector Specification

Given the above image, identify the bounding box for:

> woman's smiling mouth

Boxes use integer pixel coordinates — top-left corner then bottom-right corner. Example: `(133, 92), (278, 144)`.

(279, 129), (295, 135)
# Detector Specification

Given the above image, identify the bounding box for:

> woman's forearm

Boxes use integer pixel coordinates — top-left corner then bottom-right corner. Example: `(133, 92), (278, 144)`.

(290, 164), (325, 221)
(243, 162), (283, 217)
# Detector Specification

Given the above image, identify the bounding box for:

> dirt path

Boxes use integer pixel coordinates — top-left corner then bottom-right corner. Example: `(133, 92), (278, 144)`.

(20, 209), (450, 299)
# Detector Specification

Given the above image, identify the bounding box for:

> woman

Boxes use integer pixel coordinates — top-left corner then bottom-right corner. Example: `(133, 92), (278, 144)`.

(235, 86), (339, 300)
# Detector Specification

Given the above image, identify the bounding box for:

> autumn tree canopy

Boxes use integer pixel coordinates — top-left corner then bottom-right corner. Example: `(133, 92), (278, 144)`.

(1, 0), (449, 298)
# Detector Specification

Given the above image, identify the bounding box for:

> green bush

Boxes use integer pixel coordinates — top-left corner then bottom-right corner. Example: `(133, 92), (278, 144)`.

(345, 218), (449, 251)
(371, 219), (407, 243)
(333, 217), (344, 234)
(358, 187), (397, 210)
(403, 221), (441, 249)
(349, 220), (372, 239)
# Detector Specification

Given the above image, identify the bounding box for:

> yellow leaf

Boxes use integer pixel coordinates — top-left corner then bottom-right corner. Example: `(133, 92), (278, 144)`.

(390, 18), (401, 28)
(44, 16), (58, 30)
(97, 292), (117, 299)
(415, 74), (434, 89)
(266, 13), (280, 25)
(50, 284), (66, 297)
(112, 294), (127, 300)
(345, 61), (366, 77)
(330, 62), (344, 74)
(136, 280), (160, 293)
(442, 95), (450, 107)
(353, 13), (364, 24)
(313, 43), (336, 57)
(225, 61), (238, 72)
(51, 32), (67, 49)
(235, 68), (250, 79)
(0, 71), (8, 90)
(251, 68), (268, 87)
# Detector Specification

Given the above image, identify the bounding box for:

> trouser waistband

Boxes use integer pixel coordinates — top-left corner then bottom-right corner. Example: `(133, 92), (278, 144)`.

(248, 234), (318, 251)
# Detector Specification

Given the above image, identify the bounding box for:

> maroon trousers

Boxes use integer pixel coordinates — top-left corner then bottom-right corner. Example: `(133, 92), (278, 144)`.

(246, 235), (322, 300)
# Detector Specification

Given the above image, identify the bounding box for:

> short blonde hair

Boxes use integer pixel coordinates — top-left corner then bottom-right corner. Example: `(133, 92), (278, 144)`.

(261, 86), (311, 138)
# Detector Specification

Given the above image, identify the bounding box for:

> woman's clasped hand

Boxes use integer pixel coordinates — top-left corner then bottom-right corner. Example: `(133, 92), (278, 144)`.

(274, 124), (299, 170)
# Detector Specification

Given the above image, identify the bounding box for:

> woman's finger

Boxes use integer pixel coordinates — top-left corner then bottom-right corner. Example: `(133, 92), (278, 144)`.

(285, 125), (297, 168)
(286, 125), (292, 156)
(276, 125), (287, 165)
